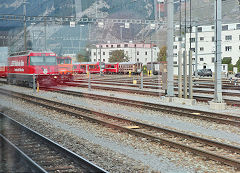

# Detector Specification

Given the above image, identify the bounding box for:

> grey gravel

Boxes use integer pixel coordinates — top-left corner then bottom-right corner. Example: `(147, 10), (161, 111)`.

(0, 93), (194, 172)
(0, 84), (239, 172)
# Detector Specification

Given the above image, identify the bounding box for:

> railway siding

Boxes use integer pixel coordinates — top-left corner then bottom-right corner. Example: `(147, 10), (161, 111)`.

(0, 88), (240, 169)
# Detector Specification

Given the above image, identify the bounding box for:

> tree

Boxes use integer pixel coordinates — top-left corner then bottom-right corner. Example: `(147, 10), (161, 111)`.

(222, 57), (232, 64)
(157, 46), (167, 62)
(235, 57), (240, 72)
(109, 50), (129, 62)
(222, 57), (233, 71)
(77, 53), (89, 62)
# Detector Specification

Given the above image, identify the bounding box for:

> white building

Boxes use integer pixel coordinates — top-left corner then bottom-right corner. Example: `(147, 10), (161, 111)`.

(90, 43), (160, 65)
(173, 23), (240, 75)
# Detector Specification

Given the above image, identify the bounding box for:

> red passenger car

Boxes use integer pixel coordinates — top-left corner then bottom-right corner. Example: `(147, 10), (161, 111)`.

(104, 63), (119, 74)
(7, 51), (59, 87)
(0, 64), (7, 78)
(73, 62), (105, 74)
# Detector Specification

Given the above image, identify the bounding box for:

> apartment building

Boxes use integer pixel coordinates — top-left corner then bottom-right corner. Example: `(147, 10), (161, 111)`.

(90, 42), (160, 65)
(173, 23), (240, 74)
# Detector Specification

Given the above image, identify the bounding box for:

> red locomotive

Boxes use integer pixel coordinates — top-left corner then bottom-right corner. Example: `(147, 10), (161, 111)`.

(73, 62), (105, 74)
(7, 51), (59, 87)
(57, 56), (73, 82)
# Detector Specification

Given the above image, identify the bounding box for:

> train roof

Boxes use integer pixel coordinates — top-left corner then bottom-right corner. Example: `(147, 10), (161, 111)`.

(146, 61), (167, 64)
(119, 62), (142, 65)
(9, 50), (56, 57)
(57, 56), (72, 59)
(73, 62), (100, 65)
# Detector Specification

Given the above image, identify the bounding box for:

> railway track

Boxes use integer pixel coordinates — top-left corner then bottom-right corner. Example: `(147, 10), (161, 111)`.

(0, 112), (107, 173)
(51, 88), (240, 127)
(64, 82), (240, 107)
(72, 79), (240, 97)
(0, 88), (240, 169)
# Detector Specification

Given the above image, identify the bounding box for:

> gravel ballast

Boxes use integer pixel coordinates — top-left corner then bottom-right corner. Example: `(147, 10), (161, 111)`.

(0, 84), (239, 172)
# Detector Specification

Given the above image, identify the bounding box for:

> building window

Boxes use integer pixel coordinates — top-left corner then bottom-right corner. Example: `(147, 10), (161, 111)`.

(103, 52), (105, 55)
(103, 59), (105, 62)
(225, 46), (232, 52)
(190, 48), (195, 52)
(200, 47), (204, 51)
(111, 45), (113, 48)
(106, 45), (108, 47)
(94, 59), (96, 62)
(200, 58), (204, 61)
(237, 24), (240, 30)
(192, 58), (195, 61)
(145, 52), (147, 55)
(117, 44), (120, 48)
(145, 58), (147, 62)
(178, 37), (182, 41)
(93, 52), (96, 56)
(200, 37), (204, 41)
(211, 26), (215, 30)
(190, 38), (195, 42)
(239, 46), (240, 50)
(173, 45), (177, 49)
(174, 61), (177, 64)
(239, 35), (240, 40)
(212, 37), (215, 42)
(137, 58), (139, 62)
(109, 51), (112, 55)
(222, 25), (228, 31)
(137, 51), (139, 55)
(174, 53), (177, 56)
(223, 65), (226, 70)
(197, 27), (202, 32)
(124, 44), (128, 48)
(225, 35), (232, 40)
(212, 57), (215, 63)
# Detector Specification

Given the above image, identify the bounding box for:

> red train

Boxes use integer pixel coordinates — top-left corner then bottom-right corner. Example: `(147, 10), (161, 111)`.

(0, 64), (7, 78)
(57, 56), (73, 82)
(104, 63), (119, 74)
(73, 62), (105, 74)
(73, 62), (143, 74)
(7, 51), (59, 87)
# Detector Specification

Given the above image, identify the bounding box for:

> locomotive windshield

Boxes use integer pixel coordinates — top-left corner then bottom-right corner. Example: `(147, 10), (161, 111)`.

(30, 56), (57, 65)
(65, 59), (71, 64)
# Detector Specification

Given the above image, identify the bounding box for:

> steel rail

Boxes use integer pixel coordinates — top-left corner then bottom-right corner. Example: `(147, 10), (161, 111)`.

(0, 88), (239, 169)
(64, 82), (240, 107)
(71, 79), (240, 97)
(0, 112), (107, 173)
(51, 89), (240, 127)
(0, 134), (47, 173)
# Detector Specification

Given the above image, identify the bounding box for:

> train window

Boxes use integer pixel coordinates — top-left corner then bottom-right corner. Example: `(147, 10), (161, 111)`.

(65, 59), (71, 64)
(89, 65), (95, 69)
(58, 59), (65, 64)
(45, 56), (57, 65)
(80, 65), (85, 69)
(27, 56), (29, 65)
(30, 56), (56, 66)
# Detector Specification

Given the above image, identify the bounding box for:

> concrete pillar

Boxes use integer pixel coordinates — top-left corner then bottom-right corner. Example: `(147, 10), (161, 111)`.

(166, 0), (174, 97)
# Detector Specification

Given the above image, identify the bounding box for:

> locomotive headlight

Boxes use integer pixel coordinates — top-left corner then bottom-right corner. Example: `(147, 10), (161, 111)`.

(54, 76), (58, 79)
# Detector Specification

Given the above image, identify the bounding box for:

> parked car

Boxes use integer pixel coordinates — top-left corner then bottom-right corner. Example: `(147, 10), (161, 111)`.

(235, 73), (240, 78)
(194, 69), (212, 77)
